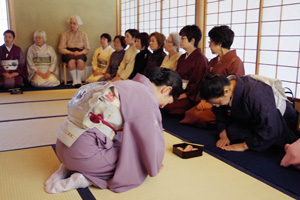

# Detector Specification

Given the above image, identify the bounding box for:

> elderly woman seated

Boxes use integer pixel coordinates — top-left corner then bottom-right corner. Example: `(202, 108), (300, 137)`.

(0, 30), (26, 89)
(59, 15), (90, 87)
(160, 32), (181, 71)
(27, 29), (60, 87)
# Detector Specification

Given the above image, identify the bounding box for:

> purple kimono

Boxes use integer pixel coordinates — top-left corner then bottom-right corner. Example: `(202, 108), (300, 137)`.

(56, 74), (165, 193)
(0, 44), (26, 88)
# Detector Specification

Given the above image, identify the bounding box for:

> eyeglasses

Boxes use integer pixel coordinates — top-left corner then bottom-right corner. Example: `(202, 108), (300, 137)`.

(149, 39), (157, 43)
(164, 40), (173, 44)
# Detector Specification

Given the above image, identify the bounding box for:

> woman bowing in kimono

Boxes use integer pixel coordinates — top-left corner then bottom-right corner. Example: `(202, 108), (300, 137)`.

(45, 67), (182, 193)
(199, 73), (299, 152)
(0, 30), (26, 89)
(27, 29), (60, 87)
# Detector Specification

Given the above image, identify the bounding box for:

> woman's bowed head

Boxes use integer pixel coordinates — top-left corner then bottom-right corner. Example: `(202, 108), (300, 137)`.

(147, 67), (183, 108)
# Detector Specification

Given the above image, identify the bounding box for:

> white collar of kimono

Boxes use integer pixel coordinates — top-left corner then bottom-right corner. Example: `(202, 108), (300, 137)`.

(5, 44), (13, 52)
(34, 43), (46, 49)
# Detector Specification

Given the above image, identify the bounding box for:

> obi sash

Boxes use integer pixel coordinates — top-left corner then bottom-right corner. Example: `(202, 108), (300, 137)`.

(1, 60), (19, 71)
(57, 82), (124, 147)
(97, 59), (107, 69)
(33, 56), (51, 73)
(33, 56), (51, 65)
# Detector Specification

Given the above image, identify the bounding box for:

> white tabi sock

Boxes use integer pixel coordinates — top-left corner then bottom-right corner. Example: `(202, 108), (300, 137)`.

(45, 163), (69, 187)
(69, 70), (78, 85)
(77, 70), (84, 84)
(45, 173), (92, 194)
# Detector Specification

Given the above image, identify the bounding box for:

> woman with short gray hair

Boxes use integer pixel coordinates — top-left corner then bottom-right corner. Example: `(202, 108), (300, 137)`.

(27, 29), (60, 87)
(160, 32), (181, 71)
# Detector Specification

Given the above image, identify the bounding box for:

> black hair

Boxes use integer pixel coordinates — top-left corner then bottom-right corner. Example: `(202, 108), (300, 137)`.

(125, 29), (140, 38)
(114, 35), (127, 49)
(135, 32), (149, 49)
(208, 25), (234, 49)
(100, 33), (112, 43)
(146, 67), (183, 100)
(179, 25), (202, 48)
(199, 73), (230, 100)
(3, 30), (15, 39)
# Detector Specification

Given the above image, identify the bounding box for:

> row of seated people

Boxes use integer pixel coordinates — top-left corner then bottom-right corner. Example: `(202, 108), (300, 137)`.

(1, 16), (299, 157)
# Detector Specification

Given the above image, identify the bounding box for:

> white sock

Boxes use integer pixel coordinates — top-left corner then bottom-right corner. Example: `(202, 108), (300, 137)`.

(45, 163), (69, 187)
(77, 70), (84, 84)
(45, 173), (92, 194)
(69, 70), (78, 85)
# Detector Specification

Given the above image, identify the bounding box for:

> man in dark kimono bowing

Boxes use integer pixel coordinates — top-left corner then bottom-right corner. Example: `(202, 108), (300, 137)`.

(200, 73), (299, 152)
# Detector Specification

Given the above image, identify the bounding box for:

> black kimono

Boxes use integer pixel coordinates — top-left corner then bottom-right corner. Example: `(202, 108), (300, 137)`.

(129, 48), (150, 79)
(213, 75), (299, 151)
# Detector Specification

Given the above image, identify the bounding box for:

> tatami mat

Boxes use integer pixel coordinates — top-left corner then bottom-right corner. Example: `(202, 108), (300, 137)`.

(0, 89), (76, 104)
(0, 100), (68, 121)
(0, 146), (82, 200)
(0, 117), (66, 151)
(89, 131), (293, 200)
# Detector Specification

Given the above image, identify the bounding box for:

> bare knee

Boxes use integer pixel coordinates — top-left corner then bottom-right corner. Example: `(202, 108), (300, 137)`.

(76, 59), (85, 70)
(68, 60), (76, 70)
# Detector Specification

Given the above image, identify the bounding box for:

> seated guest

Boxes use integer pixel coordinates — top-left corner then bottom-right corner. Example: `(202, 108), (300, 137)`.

(44, 67), (182, 193)
(208, 25), (244, 76)
(163, 25), (209, 116)
(160, 32), (181, 71)
(129, 32), (150, 79)
(59, 15), (90, 87)
(27, 29), (60, 87)
(111, 29), (139, 82)
(200, 73), (299, 152)
(101, 36), (126, 81)
(86, 33), (114, 83)
(180, 25), (245, 129)
(143, 32), (166, 74)
(0, 30), (26, 89)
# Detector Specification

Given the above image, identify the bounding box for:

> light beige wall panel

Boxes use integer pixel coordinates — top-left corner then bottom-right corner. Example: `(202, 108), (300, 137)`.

(11, 0), (116, 65)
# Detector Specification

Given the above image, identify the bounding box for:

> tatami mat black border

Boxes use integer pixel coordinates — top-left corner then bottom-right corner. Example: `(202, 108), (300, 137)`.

(0, 144), (97, 200)
(165, 130), (300, 200)
(0, 114), (67, 123)
(0, 144), (57, 153)
(0, 98), (71, 105)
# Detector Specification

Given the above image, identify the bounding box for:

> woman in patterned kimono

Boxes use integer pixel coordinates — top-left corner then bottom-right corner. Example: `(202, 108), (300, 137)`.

(58, 15), (90, 87)
(86, 33), (114, 83)
(101, 36), (126, 81)
(27, 29), (60, 87)
(45, 67), (182, 193)
(0, 30), (26, 89)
